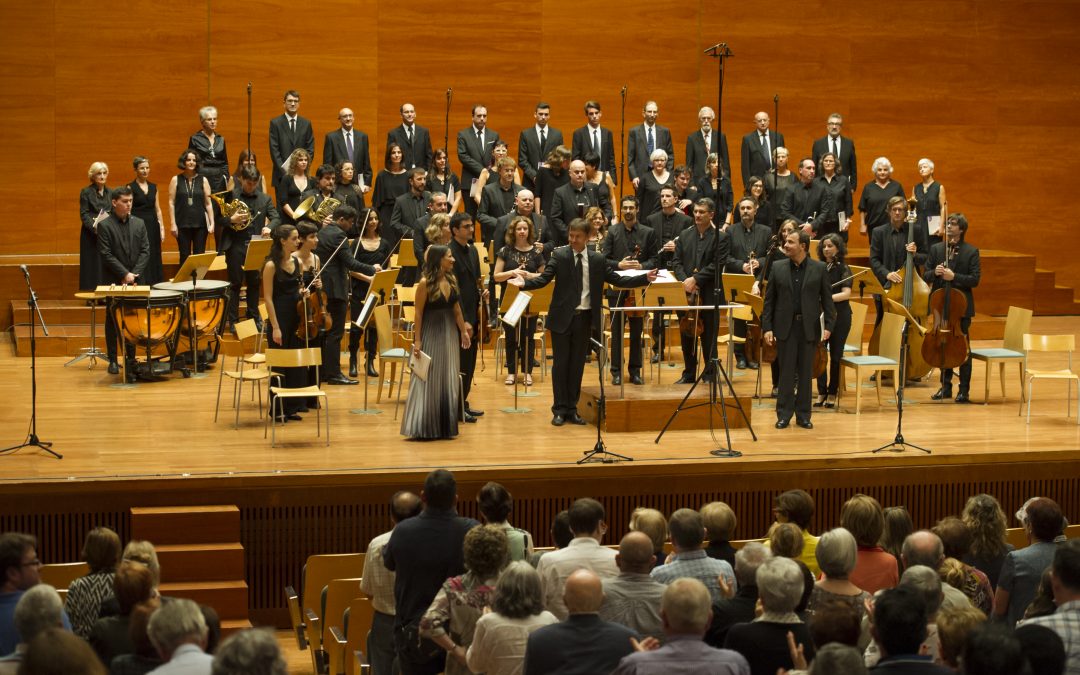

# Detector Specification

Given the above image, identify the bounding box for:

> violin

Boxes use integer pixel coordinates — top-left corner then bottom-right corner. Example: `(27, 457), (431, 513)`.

(296, 260), (331, 341)
(921, 241), (969, 370)
(679, 289), (704, 337)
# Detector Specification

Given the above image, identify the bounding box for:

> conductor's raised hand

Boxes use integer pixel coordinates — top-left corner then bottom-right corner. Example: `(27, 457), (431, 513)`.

(507, 276), (525, 288)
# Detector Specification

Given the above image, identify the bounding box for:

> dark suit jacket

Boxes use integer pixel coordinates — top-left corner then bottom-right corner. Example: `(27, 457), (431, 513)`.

(456, 126), (500, 196)
(97, 214), (149, 283)
(478, 180), (523, 238)
(811, 134), (858, 192)
(686, 130), (731, 181)
(450, 238), (482, 326)
(870, 222), (929, 286)
(322, 128), (372, 187)
(387, 124), (433, 170)
(315, 223), (376, 301)
(517, 126), (564, 189)
(523, 614), (637, 675)
(740, 130), (785, 190)
(549, 182), (608, 247)
(673, 225), (728, 305)
(781, 179), (833, 230)
(922, 241), (980, 318)
(627, 124), (674, 180)
(762, 257), (836, 341)
(390, 191), (428, 242)
(269, 114), (315, 187)
(571, 125), (617, 184)
(522, 246), (649, 337)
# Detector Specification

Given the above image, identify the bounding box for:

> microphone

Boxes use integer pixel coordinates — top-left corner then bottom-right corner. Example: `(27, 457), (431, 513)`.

(774, 94), (780, 103)
(446, 87), (452, 99)
(589, 337), (606, 354)
(19, 264), (28, 279)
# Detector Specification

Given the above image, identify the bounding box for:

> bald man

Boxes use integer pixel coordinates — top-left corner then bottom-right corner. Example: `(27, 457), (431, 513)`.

(524, 569), (637, 675)
(323, 107), (372, 193)
(600, 532), (667, 641)
(548, 160), (609, 247)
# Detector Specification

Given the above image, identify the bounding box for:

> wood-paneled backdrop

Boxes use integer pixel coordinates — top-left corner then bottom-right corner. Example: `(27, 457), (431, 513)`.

(3, 1), (1079, 285)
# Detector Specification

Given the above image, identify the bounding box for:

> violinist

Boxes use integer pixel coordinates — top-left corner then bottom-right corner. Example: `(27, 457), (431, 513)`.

(449, 214), (486, 422)
(869, 196), (929, 335)
(815, 234), (853, 409)
(645, 185), (693, 362)
(923, 213), (980, 403)
(347, 209), (391, 379)
(226, 166), (278, 330)
(601, 196), (659, 385)
(261, 224), (306, 422)
(314, 205), (378, 385)
(673, 198), (728, 384)
(295, 223), (325, 401)
(724, 196), (771, 369)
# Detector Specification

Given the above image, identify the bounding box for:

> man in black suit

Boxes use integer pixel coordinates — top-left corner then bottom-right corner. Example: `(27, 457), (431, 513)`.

(686, 106), (731, 182)
(549, 160), (609, 247)
(224, 167), (279, 329)
(571, 100), (617, 185)
(725, 196), (772, 369)
(510, 219), (656, 426)
(456, 104), (499, 218)
(673, 198), (728, 384)
(602, 196), (659, 386)
(449, 214), (485, 422)
(410, 191), (449, 267)
(646, 185), (694, 361)
(477, 157), (522, 245)
(390, 167), (429, 286)
(628, 100), (674, 190)
(740, 111), (785, 190)
(322, 108), (372, 202)
(387, 102), (433, 171)
(97, 186), (149, 376)
(763, 229), (835, 429)
(315, 205), (378, 385)
(923, 213), (980, 403)
(811, 113), (858, 193)
(517, 102), (563, 193)
(782, 158), (833, 234)
(268, 90), (315, 195)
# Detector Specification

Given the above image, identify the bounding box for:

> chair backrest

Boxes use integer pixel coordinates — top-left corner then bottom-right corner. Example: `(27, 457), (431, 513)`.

(395, 285), (416, 304)
(219, 337), (248, 359)
(849, 301), (870, 353)
(322, 578), (363, 652)
(234, 318), (260, 341)
(398, 240), (417, 267)
(1002, 306), (1034, 352)
(301, 554), (365, 623)
(265, 347), (322, 368)
(1023, 333), (1074, 354)
(373, 305), (397, 355)
(345, 597), (376, 675)
(731, 304), (753, 322)
(878, 312), (906, 362)
(40, 562), (89, 591)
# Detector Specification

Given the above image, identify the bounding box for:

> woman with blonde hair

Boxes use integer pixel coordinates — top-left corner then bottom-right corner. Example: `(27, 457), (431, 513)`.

(277, 148), (311, 224)
(79, 161), (110, 290)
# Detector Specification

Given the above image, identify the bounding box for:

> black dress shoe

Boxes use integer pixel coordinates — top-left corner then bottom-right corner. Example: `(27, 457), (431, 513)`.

(462, 413), (477, 423)
(955, 392), (971, 403)
(796, 419), (814, 429)
(465, 407), (485, 417)
(107, 361), (120, 375)
(286, 413), (303, 422)
(736, 358), (748, 369)
(327, 375), (359, 385)
(567, 413), (587, 425)
(770, 387), (779, 398)
(552, 415), (566, 426)
(365, 360), (378, 378)
(931, 387), (953, 401)
(775, 419), (790, 429)
(747, 361), (760, 370)
(611, 373), (622, 385)
(630, 374), (644, 385)
(674, 375), (695, 384)
(348, 355), (358, 378)
(650, 353), (660, 364)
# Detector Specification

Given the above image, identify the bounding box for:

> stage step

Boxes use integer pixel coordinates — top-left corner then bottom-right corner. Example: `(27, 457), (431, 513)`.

(157, 580), (249, 620)
(132, 505), (240, 545)
(221, 618), (254, 637)
(1034, 269), (1080, 314)
(154, 543), (245, 582)
(11, 299), (104, 325)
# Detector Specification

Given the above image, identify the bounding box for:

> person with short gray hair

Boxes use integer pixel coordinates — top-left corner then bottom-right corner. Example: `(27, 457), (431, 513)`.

(902, 531), (971, 612)
(865, 565), (945, 667)
(807, 529), (871, 627)
(651, 509), (735, 603)
(0, 584), (63, 671)
(706, 543), (771, 648)
(146, 598), (212, 675)
(465, 562), (557, 675)
(725, 557), (815, 674)
(211, 629), (286, 675)
(808, 642), (867, 675)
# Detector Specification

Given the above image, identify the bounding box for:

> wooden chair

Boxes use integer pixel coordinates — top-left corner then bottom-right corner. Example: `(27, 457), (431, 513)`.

(838, 312), (904, 413)
(971, 306), (1032, 403)
(309, 577), (362, 675)
(264, 348), (329, 445)
(284, 554), (365, 659)
(330, 595), (377, 675)
(214, 337), (270, 428)
(843, 301), (870, 356)
(1020, 333), (1080, 424)
(373, 305), (410, 418)
(40, 562), (89, 604)
(718, 304), (754, 374)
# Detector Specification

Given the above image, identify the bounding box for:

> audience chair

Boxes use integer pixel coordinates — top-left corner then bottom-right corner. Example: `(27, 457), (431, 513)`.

(971, 306), (1032, 403)
(284, 554), (365, 657)
(1020, 333), (1080, 424)
(264, 347), (329, 445)
(330, 594), (376, 675)
(838, 311), (904, 413)
(40, 562), (89, 604)
(307, 577), (363, 675)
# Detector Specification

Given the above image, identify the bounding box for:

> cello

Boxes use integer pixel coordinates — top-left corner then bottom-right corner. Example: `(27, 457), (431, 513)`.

(921, 241), (969, 370)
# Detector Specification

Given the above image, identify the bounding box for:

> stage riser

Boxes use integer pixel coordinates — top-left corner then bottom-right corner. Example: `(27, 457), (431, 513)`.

(3, 457), (1078, 628)
(580, 389), (753, 432)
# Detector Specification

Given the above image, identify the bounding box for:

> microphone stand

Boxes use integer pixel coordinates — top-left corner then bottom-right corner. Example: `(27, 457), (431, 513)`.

(579, 338), (631, 463)
(444, 88), (452, 157)
(618, 85), (627, 204)
(4, 267), (60, 458)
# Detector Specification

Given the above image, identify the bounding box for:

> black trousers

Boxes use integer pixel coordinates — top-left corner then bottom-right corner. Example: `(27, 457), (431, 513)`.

(551, 310), (591, 416)
(733, 318), (749, 359)
(460, 322), (478, 405)
(504, 315), (539, 374)
(610, 310), (645, 375)
(940, 316), (973, 392)
(817, 305), (852, 396)
(679, 309), (718, 378)
(104, 305), (135, 364)
(225, 244), (259, 324)
(176, 227), (208, 268)
(777, 325), (816, 423)
(321, 297), (348, 379)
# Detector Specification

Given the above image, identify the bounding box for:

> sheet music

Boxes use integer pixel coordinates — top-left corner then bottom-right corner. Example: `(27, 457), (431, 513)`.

(502, 291), (532, 327)
(838, 211), (848, 232)
(927, 215), (942, 237)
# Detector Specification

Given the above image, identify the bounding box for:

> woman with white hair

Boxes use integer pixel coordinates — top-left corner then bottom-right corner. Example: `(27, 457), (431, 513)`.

(636, 149), (673, 218)
(187, 105), (229, 243)
(857, 156), (904, 238)
(913, 158), (947, 246)
(465, 561), (557, 675)
(79, 161), (110, 290)
(807, 528), (872, 624)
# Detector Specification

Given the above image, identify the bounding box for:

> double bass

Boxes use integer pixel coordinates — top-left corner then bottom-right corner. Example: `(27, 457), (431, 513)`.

(921, 241), (969, 369)
(882, 204), (933, 380)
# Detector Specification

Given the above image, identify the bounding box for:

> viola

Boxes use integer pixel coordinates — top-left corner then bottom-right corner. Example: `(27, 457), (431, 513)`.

(623, 244), (646, 319)
(679, 290), (704, 337)
(296, 285), (331, 341)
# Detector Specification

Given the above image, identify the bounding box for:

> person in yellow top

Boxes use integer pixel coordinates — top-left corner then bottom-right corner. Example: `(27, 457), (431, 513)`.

(765, 489), (821, 576)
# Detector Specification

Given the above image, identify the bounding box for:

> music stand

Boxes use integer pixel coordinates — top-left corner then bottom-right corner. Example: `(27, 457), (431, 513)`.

(350, 269), (399, 416)
(721, 273), (757, 376)
(642, 282), (683, 384)
(499, 283), (554, 411)
(739, 292), (768, 399)
(171, 252), (220, 377)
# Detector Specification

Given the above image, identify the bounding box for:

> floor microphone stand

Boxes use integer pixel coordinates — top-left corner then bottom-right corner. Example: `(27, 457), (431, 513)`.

(871, 320), (931, 454)
(579, 339), (631, 463)
(4, 267), (60, 458)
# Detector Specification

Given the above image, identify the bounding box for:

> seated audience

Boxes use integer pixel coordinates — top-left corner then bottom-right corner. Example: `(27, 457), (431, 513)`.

(0, 584), (62, 673)
(67, 527), (122, 639)
(994, 497), (1063, 628)
(1022, 568), (1057, 621)
(629, 508), (668, 570)
(961, 494), (1014, 589)
(536, 498), (618, 620)
(701, 502), (738, 568)
(866, 565), (945, 667)
(881, 507), (915, 577)
(807, 643), (867, 675)
(89, 560), (156, 666)
(529, 509), (571, 568)
(1021, 539), (1080, 674)
(651, 509), (735, 603)
(706, 542), (771, 648)
(147, 599), (213, 675)
(768, 489), (821, 576)
(934, 605), (986, 671)
(933, 517), (993, 614)
(0, 533), (71, 655)
(769, 523), (814, 614)
(210, 629), (286, 675)
(902, 532), (971, 610)
(867, 586), (952, 674)
(600, 532), (667, 641)
(806, 598), (862, 651)
(840, 494), (898, 593)
(959, 622), (1029, 675)
(110, 598), (163, 675)
(466, 561), (557, 675)
(478, 482), (535, 562)
(807, 528), (872, 626)
(1014, 623), (1067, 675)
(21, 627), (108, 675)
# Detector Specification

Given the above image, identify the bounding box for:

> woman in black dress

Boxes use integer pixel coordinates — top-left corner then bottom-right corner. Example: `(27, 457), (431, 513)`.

(913, 158), (947, 247)
(232, 149), (267, 195)
(261, 224), (306, 421)
(372, 143), (409, 239)
(188, 106), (229, 245)
(636, 149), (672, 219)
(535, 145), (571, 217)
(333, 161), (365, 214)
(764, 148), (795, 230)
(128, 156), (164, 285)
(858, 157), (904, 241)
(745, 176), (773, 229)
(815, 233), (852, 409)
(492, 216), (546, 386)
(427, 148), (462, 214)
(697, 153), (733, 228)
(815, 152), (853, 242)
(277, 149), (311, 224)
(79, 162), (110, 290)
(348, 208), (391, 378)
(168, 150), (214, 268)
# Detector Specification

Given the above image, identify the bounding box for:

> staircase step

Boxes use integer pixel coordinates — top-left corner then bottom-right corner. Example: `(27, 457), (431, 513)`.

(155, 543), (245, 583)
(158, 580), (248, 620)
(220, 619), (253, 637)
(131, 505), (240, 545)
(11, 300), (105, 325)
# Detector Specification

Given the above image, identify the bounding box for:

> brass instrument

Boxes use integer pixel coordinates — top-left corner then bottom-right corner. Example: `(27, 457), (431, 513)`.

(209, 191), (252, 232)
(294, 195), (341, 224)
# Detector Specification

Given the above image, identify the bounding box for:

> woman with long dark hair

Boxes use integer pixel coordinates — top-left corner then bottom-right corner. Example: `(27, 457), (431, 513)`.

(427, 148), (463, 213)
(372, 142), (409, 235)
(333, 160), (365, 214)
(128, 156), (164, 285)
(232, 149), (267, 194)
(815, 233), (852, 408)
(697, 152), (733, 228)
(261, 224), (306, 421)
(348, 208), (391, 378)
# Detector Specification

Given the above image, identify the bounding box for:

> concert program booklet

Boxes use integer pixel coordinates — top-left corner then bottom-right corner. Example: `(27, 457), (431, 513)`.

(409, 349), (431, 381)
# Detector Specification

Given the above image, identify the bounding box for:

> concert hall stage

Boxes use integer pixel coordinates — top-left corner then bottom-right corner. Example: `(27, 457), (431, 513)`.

(2, 319), (1080, 625)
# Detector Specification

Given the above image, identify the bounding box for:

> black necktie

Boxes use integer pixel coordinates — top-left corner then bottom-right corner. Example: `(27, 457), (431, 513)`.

(540, 128), (546, 149)
(289, 118), (295, 135)
(574, 252), (584, 299)
(831, 137), (838, 156)
(407, 126), (413, 145)
(591, 129), (598, 153)
(647, 127), (655, 155)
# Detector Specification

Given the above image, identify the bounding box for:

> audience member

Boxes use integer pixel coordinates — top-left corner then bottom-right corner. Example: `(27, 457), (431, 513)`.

(89, 560), (156, 666)
(146, 599), (212, 675)
(465, 562), (557, 675)
(361, 490), (421, 675)
(629, 508), (668, 570)
(994, 497), (1063, 628)
(841, 494), (899, 593)
(961, 494), (1014, 589)
(806, 598), (862, 650)
(0, 533), (70, 656)
(902, 531), (971, 610)
(770, 490), (821, 575)
(706, 542), (771, 648)
(0, 584), (62, 673)
(867, 565), (944, 667)
(959, 622), (1030, 675)
(383, 469), (479, 675)
(881, 507), (915, 575)
(611, 578), (750, 674)
(110, 598), (164, 675)
(701, 502), (738, 568)
(66, 527), (122, 639)
(478, 482), (535, 562)
(523, 569), (637, 675)
(19, 627), (107, 675)
(1022, 568), (1057, 621)
(868, 585), (952, 674)
(933, 517), (993, 614)
(935, 605), (986, 671)
(536, 498), (618, 620)
(529, 510), (571, 568)
(600, 532), (667, 641)
(1014, 623), (1067, 675)
(651, 509), (735, 603)
(420, 525), (508, 675)
(769, 523), (815, 613)
(808, 643), (867, 675)
(724, 556), (816, 674)
(1021, 539), (1080, 674)
(210, 629), (286, 675)
(807, 528), (872, 626)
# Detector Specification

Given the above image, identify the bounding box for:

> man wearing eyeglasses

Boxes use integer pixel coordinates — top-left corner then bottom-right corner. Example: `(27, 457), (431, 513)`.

(0, 532), (71, 655)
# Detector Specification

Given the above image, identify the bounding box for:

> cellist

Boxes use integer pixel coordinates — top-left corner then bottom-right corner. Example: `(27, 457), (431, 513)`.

(869, 196), (929, 334)
(923, 213), (980, 403)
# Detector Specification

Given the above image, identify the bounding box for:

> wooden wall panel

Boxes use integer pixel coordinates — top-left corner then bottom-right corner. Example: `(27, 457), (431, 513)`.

(4, 0), (1080, 289)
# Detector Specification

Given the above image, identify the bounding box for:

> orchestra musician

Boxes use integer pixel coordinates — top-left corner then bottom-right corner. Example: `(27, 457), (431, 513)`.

(97, 186), (149, 377)
(277, 149), (312, 225)
(224, 166), (279, 329)
(169, 150), (214, 268)
(762, 229), (835, 429)
(815, 233), (853, 409)
(754, 219), (800, 398)
(492, 216), (546, 386)
(724, 196), (771, 370)
(388, 102), (433, 171)
(923, 213), (980, 403)
(645, 184), (693, 362)
(673, 198), (728, 384)
(322, 108), (371, 205)
(869, 196), (929, 336)
(601, 196), (659, 386)
(518, 102), (563, 193)
(477, 157), (523, 246)
(347, 208), (391, 379)
(448, 214), (486, 422)
(268, 91), (314, 194)
(549, 160), (607, 247)
(261, 224), (307, 422)
(307, 165), (339, 225)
